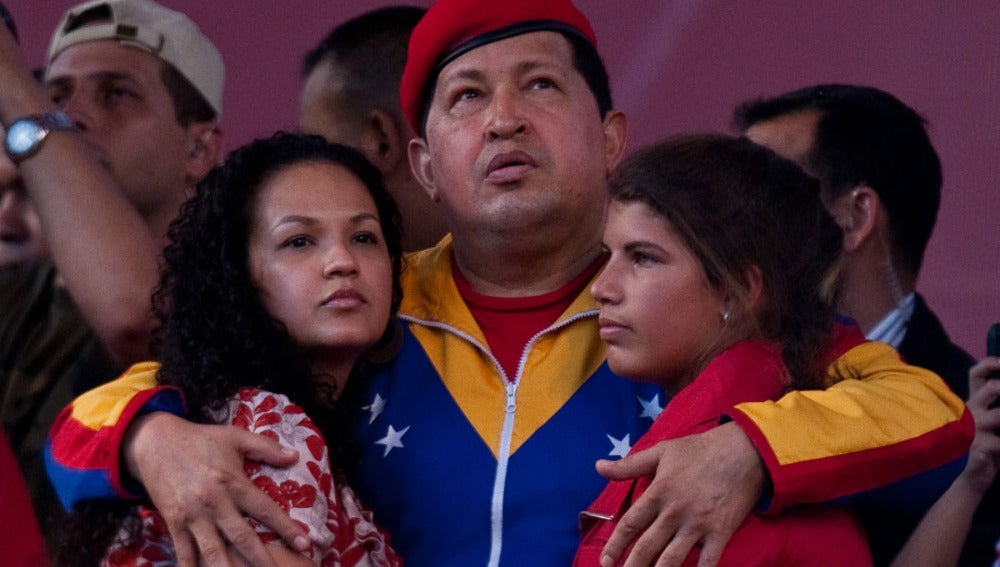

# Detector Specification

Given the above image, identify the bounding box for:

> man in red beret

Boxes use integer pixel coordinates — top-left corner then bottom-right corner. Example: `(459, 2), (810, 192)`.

(45, 0), (971, 566)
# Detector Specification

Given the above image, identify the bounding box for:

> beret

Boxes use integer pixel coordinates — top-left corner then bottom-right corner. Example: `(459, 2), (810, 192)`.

(400, 0), (596, 133)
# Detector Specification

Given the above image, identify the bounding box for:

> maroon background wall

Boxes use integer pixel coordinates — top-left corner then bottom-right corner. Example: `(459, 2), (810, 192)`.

(7, 0), (999, 356)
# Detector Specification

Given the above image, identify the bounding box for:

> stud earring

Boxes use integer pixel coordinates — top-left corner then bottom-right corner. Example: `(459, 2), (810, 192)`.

(721, 310), (730, 323)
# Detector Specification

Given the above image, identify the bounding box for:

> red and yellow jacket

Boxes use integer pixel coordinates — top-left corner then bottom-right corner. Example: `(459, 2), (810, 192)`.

(45, 237), (972, 566)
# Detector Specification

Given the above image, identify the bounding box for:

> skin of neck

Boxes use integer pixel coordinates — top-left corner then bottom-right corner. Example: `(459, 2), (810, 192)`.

(449, 215), (605, 298)
(837, 233), (916, 334)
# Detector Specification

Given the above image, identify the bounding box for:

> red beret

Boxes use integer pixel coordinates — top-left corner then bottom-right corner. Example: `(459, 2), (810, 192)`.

(400, 0), (597, 133)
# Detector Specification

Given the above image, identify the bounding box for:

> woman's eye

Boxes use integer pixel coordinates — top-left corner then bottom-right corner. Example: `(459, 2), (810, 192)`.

(530, 77), (555, 90)
(632, 252), (656, 266)
(353, 232), (379, 245)
(285, 236), (311, 249)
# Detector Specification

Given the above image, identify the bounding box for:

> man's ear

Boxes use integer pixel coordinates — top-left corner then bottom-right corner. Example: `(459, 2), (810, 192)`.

(183, 123), (222, 185)
(360, 108), (408, 175)
(408, 137), (439, 202)
(602, 110), (628, 175)
(839, 186), (880, 251)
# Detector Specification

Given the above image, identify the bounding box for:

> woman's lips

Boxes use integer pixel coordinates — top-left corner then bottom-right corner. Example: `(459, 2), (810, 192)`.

(321, 288), (365, 309)
(598, 317), (628, 341)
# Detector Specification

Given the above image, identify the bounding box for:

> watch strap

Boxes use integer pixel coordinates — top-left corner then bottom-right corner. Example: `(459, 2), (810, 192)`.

(4, 111), (77, 163)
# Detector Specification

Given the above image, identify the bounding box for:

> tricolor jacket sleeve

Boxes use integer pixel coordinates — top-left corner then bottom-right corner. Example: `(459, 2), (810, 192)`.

(44, 362), (184, 511)
(728, 341), (974, 514)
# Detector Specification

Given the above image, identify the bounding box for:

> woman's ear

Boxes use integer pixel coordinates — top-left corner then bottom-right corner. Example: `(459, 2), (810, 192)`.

(739, 264), (766, 313)
(719, 265), (765, 332)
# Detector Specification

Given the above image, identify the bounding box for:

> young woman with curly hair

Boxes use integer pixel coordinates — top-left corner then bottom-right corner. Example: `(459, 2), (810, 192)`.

(60, 132), (404, 567)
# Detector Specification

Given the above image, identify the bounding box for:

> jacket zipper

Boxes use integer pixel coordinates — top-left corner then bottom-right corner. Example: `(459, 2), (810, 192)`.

(404, 310), (598, 566)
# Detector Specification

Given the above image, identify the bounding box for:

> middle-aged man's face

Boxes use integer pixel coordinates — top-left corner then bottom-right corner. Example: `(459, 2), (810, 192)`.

(45, 40), (194, 219)
(0, 143), (47, 266)
(409, 31), (625, 239)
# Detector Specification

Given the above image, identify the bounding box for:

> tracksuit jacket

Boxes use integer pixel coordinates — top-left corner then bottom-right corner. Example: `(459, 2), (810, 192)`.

(46, 237), (973, 567)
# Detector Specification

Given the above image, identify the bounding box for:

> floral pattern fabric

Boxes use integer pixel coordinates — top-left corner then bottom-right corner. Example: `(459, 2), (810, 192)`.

(102, 388), (400, 567)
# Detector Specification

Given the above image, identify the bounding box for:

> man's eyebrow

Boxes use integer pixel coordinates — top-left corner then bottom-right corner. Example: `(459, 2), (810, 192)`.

(440, 67), (486, 84)
(443, 59), (563, 83)
(515, 59), (563, 75)
(47, 70), (142, 86)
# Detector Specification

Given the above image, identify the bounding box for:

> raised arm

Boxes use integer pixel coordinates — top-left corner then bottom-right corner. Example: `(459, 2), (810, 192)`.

(0, 26), (160, 365)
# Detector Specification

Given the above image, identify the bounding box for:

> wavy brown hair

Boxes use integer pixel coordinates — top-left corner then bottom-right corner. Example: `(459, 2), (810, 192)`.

(609, 133), (843, 389)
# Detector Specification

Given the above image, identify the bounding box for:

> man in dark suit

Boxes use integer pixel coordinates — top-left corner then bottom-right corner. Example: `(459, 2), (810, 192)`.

(734, 84), (980, 566)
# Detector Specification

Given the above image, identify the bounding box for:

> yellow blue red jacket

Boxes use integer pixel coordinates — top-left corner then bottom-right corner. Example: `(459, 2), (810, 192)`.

(45, 237), (973, 566)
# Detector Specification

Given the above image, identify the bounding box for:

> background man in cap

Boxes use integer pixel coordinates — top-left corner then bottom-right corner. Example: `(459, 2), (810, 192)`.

(0, 0), (222, 549)
(46, 0), (970, 566)
(300, 5), (447, 252)
(734, 84), (982, 566)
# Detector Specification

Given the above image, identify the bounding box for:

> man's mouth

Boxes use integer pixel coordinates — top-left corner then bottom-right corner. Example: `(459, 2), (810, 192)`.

(485, 151), (538, 183)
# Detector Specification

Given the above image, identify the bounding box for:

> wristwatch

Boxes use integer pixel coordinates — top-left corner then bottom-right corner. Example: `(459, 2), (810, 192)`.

(4, 111), (77, 163)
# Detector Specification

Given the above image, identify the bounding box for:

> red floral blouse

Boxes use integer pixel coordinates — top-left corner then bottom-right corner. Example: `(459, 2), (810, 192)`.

(102, 388), (401, 567)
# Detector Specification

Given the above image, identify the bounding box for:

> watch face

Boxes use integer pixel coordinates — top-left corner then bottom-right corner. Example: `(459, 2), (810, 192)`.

(5, 119), (43, 156)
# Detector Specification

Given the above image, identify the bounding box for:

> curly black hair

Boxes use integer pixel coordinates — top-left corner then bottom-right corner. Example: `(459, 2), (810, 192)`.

(57, 132), (404, 565)
(151, 131), (403, 430)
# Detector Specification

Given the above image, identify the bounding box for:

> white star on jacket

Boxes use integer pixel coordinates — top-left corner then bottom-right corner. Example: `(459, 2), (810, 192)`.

(376, 424), (411, 457)
(607, 433), (632, 458)
(363, 393), (386, 424)
(638, 394), (663, 420)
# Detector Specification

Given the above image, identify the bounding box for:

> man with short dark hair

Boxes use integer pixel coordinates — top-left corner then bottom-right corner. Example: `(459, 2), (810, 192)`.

(299, 6), (447, 251)
(734, 85), (973, 396)
(0, 0), (223, 549)
(45, 0), (223, 246)
(734, 83), (980, 567)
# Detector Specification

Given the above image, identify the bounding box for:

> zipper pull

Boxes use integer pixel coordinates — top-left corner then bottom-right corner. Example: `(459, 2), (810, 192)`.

(505, 383), (516, 413)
